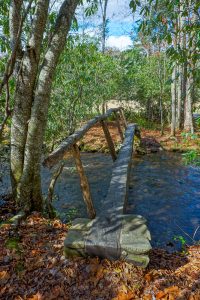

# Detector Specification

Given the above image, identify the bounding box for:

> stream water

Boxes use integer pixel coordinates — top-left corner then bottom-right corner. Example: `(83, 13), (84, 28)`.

(1, 151), (200, 250)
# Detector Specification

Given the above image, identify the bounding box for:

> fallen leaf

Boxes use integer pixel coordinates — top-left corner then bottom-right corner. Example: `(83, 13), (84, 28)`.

(164, 286), (179, 294)
(115, 291), (135, 300)
(156, 291), (166, 299)
(0, 270), (10, 284)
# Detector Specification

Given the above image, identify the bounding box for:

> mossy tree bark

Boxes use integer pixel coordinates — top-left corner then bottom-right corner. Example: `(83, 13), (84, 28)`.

(10, 0), (79, 212)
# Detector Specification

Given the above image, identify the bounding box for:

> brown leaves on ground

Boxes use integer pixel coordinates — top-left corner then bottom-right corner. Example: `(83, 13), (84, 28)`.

(142, 128), (200, 152)
(80, 122), (123, 152)
(79, 122), (200, 154)
(0, 213), (200, 299)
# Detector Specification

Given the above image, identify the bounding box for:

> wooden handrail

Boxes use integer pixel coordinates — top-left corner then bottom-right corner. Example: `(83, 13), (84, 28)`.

(43, 107), (124, 168)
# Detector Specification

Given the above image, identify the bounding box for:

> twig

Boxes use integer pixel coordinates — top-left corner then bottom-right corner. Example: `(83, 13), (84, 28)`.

(193, 226), (200, 240)
(175, 221), (195, 242)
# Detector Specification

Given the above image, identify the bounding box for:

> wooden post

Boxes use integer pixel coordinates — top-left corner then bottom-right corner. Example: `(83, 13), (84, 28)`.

(72, 144), (96, 219)
(114, 112), (124, 142)
(47, 162), (64, 203)
(101, 120), (117, 161)
(119, 109), (127, 129)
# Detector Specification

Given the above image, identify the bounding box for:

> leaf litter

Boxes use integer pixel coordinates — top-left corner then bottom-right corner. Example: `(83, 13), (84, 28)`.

(0, 212), (199, 300)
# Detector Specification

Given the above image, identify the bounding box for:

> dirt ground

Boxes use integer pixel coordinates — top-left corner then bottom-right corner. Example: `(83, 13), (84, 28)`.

(80, 122), (200, 153)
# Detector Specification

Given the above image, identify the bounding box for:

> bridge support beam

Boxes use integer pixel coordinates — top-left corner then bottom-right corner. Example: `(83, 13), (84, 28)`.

(72, 144), (96, 219)
(101, 120), (117, 161)
(114, 111), (124, 142)
(119, 109), (127, 129)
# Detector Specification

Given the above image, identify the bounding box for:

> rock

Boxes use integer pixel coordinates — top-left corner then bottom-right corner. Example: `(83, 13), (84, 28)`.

(64, 230), (86, 249)
(121, 215), (151, 240)
(121, 237), (152, 255)
(124, 253), (150, 267)
(70, 218), (93, 231)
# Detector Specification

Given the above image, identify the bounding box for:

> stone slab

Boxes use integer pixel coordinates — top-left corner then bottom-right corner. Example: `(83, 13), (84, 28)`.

(123, 253), (150, 267)
(120, 237), (152, 255)
(64, 214), (152, 267)
(64, 230), (86, 249)
(121, 215), (151, 241)
(70, 218), (94, 231)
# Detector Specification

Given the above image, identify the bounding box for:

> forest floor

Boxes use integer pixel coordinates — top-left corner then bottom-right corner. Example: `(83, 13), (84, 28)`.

(1, 122), (200, 299)
(79, 122), (200, 154)
(0, 212), (200, 300)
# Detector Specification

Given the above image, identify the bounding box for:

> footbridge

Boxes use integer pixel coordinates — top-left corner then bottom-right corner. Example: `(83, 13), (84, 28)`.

(43, 108), (151, 267)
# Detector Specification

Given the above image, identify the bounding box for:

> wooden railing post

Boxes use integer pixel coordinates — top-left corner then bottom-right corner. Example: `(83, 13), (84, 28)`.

(114, 112), (124, 142)
(119, 108), (127, 129)
(101, 120), (117, 161)
(72, 144), (96, 219)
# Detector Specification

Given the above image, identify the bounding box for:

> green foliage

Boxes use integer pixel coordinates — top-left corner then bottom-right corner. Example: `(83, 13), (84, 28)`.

(173, 235), (187, 252)
(195, 117), (200, 128)
(129, 0), (200, 65)
(46, 38), (118, 147)
(182, 150), (200, 166)
(117, 48), (170, 124)
(0, 0), (10, 53)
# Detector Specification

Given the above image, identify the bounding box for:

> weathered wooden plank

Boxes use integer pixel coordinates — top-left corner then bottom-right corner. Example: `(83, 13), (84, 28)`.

(86, 124), (136, 259)
(72, 144), (96, 219)
(101, 120), (117, 161)
(102, 124), (135, 216)
(114, 111), (124, 142)
(43, 107), (122, 168)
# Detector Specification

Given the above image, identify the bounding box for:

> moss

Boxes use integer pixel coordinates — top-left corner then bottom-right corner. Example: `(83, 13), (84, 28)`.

(15, 261), (25, 273)
(125, 254), (150, 268)
(64, 247), (86, 258)
(5, 237), (20, 251)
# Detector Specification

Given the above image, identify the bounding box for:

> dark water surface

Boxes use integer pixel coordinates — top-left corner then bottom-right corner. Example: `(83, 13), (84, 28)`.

(127, 152), (200, 249)
(1, 151), (200, 250)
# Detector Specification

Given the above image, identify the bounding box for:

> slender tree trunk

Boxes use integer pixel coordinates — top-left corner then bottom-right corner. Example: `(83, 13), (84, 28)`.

(99, 0), (108, 113)
(171, 63), (176, 136)
(100, 0), (108, 54)
(184, 74), (194, 133)
(177, 64), (182, 130)
(183, 1), (197, 133)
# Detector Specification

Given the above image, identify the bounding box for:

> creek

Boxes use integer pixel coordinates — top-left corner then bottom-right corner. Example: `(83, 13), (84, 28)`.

(1, 151), (200, 250)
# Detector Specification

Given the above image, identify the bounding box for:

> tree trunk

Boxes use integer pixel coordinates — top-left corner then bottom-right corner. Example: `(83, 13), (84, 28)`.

(183, 1), (196, 133)
(10, 0), (79, 212)
(184, 73), (194, 133)
(99, 0), (109, 54)
(11, 0), (50, 200)
(176, 64), (182, 130)
(171, 64), (176, 136)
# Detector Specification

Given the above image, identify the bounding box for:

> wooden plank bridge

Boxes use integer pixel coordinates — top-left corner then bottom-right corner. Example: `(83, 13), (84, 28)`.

(43, 107), (151, 267)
